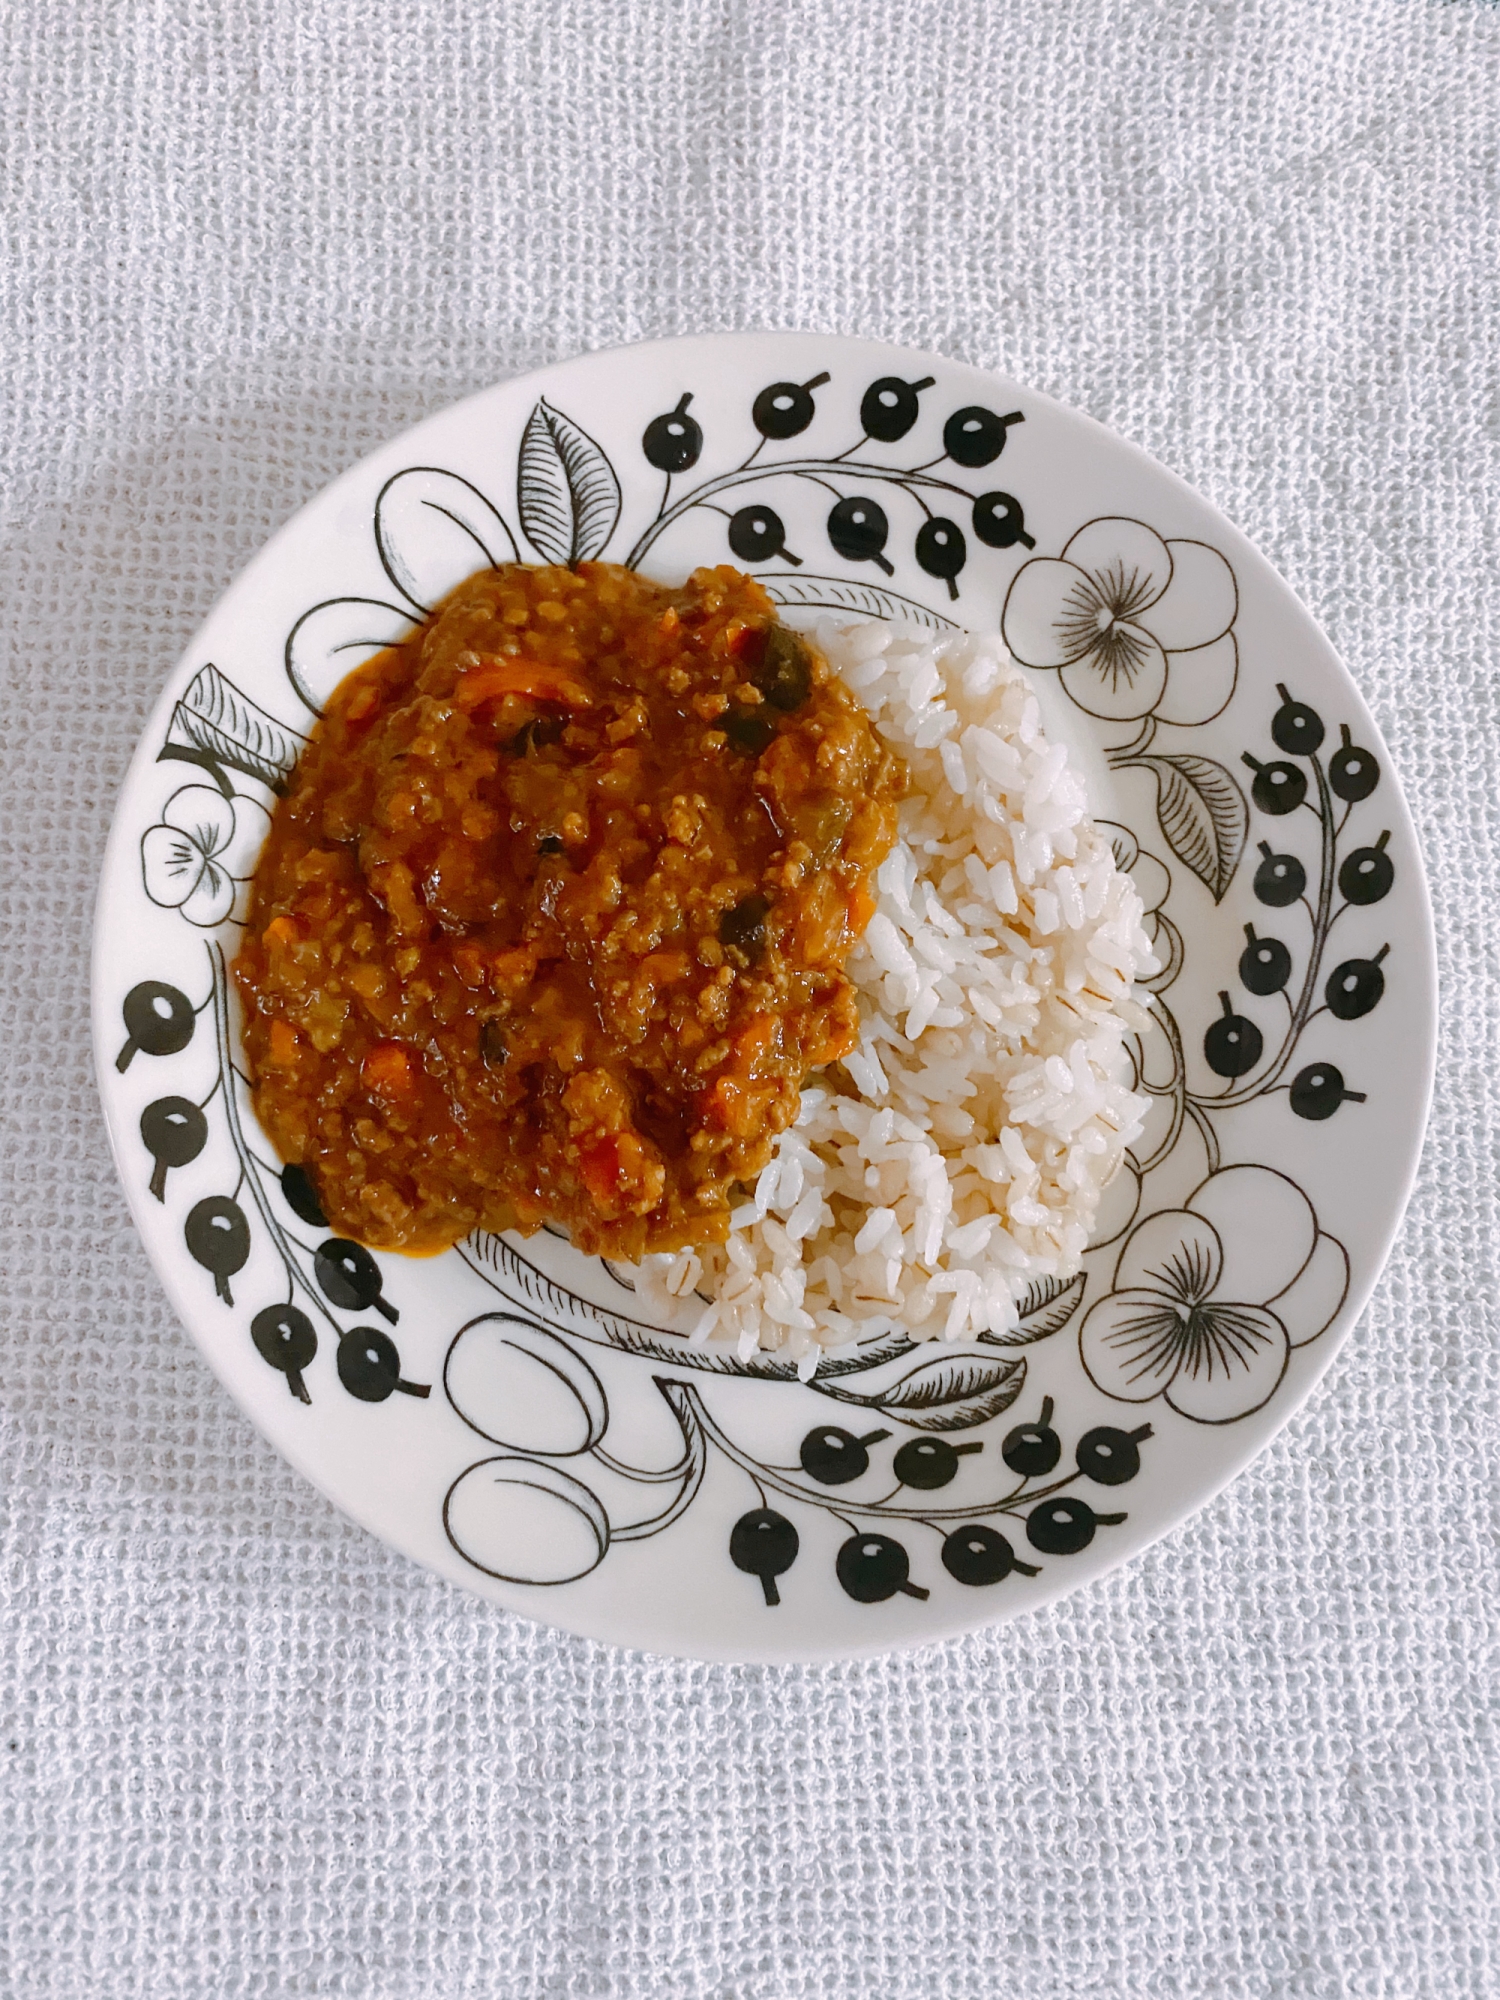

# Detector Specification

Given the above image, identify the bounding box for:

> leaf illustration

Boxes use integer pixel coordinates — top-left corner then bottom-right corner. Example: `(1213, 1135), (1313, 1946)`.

(459, 1232), (918, 1383)
(979, 1272), (1086, 1347)
(374, 468), (519, 613)
(284, 597), (416, 716)
(1140, 753), (1247, 903)
(822, 1352), (1026, 1431)
(159, 664), (306, 795)
(517, 400), (621, 564)
(762, 573), (961, 632)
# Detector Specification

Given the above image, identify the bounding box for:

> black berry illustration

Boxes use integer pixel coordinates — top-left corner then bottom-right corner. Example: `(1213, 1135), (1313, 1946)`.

(314, 1238), (399, 1323)
(915, 516), (966, 600)
(859, 374), (933, 443)
(1239, 925), (1292, 997)
(941, 1523), (1039, 1586)
(728, 504), (801, 567)
(1339, 830), (1393, 906)
(336, 1327), (430, 1402)
(752, 372), (830, 440)
(799, 1424), (891, 1486)
(641, 393), (702, 473)
(116, 981), (195, 1071)
(729, 1507), (799, 1605)
(1329, 724), (1379, 802)
(1205, 991), (1264, 1079)
(942, 406), (1022, 467)
(1001, 1397), (1061, 1477)
(1243, 754), (1307, 816)
(140, 1096), (207, 1202)
(1325, 944), (1388, 1021)
(826, 496), (894, 575)
(892, 1436), (982, 1491)
(971, 491), (1035, 550)
(1026, 1496), (1125, 1556)
(251, 1304), (317, 1404)
(835, 1532), (928, 1603)
(1075, 1423), (1153, 1487)
(1254, 842), (1307, 908)
(1270, 684), (1325, 757)
(185, 1196), (251, 1305)
(750, 626), (813, 711)
(280, 1163), (327, 1228)
(1289, 1062), (1366, 1121)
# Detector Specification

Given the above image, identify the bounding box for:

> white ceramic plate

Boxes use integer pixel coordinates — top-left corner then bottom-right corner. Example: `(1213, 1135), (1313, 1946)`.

(92, 333), (1435, 1662)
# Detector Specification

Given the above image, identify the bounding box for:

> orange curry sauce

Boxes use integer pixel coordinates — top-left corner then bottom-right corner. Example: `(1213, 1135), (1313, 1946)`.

(234, 563), (904, 1258)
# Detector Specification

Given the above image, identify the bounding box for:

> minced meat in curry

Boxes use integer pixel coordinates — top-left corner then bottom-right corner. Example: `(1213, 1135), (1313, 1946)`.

(234, 562), (904, 1258)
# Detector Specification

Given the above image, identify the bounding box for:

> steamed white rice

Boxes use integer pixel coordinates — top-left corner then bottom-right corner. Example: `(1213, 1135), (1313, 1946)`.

(634, 619), (1156, 1374)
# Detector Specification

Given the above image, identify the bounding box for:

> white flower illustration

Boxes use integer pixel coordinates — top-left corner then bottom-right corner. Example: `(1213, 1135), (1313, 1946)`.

(1002, 517), (1238, 724)
(1080, 1164), (1349, 1423)
(140, 784), (271, 927)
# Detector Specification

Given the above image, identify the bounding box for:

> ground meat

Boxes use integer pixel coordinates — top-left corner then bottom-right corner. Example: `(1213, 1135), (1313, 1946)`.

(234, 561), (904, 1258)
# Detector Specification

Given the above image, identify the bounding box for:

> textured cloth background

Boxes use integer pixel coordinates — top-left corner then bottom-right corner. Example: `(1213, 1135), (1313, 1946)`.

(2, 1), (1498, 1995)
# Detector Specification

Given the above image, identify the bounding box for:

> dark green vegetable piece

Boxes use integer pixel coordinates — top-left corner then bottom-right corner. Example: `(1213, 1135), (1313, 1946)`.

(511, 714), (564, 755)
(719, 894), (771, 962)
(751, 627), (812, 712)
(724, 709), (777, 757)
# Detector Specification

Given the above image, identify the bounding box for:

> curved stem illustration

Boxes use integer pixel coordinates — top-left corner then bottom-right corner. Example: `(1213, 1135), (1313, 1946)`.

(655, 1378), (1081, 1526)
(623, 458), (976, 570)
(594, 1442), (697, 1485)
(1191, 749), (1337, 1112)
(610, 1386), (709, 1540)
(1107, 716), (1159, 765)
(1118, 723), (1366, 1186)
(1134, 999), (1188, 1174)
(1185, 1097), (1222, 1176)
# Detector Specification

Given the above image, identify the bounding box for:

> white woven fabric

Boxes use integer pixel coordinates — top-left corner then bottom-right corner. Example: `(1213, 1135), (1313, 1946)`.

(3, 1), (1498, 1994)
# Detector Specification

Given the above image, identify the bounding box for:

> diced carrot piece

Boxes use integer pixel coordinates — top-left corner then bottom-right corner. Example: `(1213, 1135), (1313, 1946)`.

(717, 1079), (745, 1131)
(344, 683), (383, 728)
(808, 1016), (859, 1065)
(579, 1136), (622, 1206)
(455, 658), (593, 710)
(362, 1041), (417, 1096)
(639, 951), (691, 988)
(734, 1011), (779, 1068)
(267, 1020), (301, 1066)
(846, 882), (877, 937)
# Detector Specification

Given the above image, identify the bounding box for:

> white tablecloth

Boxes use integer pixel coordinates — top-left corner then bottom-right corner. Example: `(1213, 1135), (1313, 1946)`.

(3, 1), (1497, 1993)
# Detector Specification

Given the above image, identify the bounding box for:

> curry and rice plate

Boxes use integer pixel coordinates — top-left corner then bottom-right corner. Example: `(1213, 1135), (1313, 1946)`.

(235, 562), (1153, 1373)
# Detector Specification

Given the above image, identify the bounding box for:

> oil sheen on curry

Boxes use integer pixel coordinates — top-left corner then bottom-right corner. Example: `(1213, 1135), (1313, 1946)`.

(235, 563), (904, 1259)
